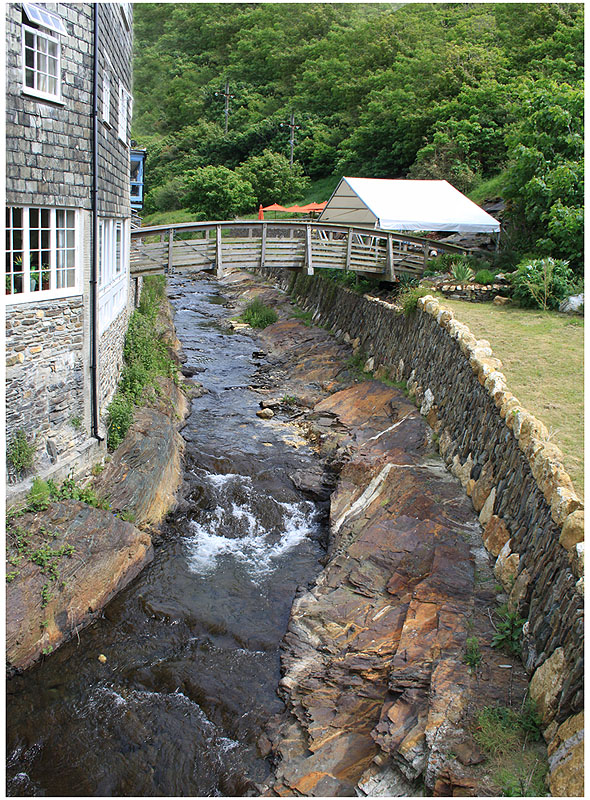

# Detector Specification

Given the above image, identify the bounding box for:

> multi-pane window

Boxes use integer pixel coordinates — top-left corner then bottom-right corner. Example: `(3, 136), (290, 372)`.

(98, 218), (129, 332)
(118, 83), (131, 143)
(5, 207), (80, 302)
(21, 4), (65, 102)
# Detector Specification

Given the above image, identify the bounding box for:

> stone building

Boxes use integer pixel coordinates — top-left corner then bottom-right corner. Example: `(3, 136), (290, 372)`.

(5, 2), (138, 494)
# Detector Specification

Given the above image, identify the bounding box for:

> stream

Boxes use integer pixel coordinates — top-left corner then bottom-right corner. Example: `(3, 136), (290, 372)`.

(6, 274), (327, 796)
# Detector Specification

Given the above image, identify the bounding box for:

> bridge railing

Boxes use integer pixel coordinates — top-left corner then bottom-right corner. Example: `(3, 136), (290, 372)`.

(130, 219), (470, 279)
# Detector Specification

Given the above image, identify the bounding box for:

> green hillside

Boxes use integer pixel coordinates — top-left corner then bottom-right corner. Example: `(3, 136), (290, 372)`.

(132, 3), (583, 273)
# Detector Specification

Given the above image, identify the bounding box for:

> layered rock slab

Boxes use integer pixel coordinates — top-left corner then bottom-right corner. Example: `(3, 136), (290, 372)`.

(264, 381), (484, 796)
(6, 500), (153, 673)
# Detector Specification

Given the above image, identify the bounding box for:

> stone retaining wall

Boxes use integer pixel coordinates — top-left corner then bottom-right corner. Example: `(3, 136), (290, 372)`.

(275, 271), (583, 793)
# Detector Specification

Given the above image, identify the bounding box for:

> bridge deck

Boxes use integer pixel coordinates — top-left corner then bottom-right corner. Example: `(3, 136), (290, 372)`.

(130, 219), (469, 280)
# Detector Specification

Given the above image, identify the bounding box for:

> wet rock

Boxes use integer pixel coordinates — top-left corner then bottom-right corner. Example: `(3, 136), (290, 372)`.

(257, 408), (274, 419)
(180, 364), (205, 377)
(6, 500), (153, 673)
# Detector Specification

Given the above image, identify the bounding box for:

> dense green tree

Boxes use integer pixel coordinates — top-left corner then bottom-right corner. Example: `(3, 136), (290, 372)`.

(183, 165), (256, 219)
(503, 79), (584, 272)
(237, 150), (309, 206)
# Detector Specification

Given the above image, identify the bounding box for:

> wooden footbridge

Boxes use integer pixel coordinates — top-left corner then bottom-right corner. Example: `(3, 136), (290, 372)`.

(130, 220), (469, 280)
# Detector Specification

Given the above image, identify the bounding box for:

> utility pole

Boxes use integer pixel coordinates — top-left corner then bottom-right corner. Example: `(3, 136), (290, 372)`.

(214, 80), (234, 134)
(280, 110), (300, 167)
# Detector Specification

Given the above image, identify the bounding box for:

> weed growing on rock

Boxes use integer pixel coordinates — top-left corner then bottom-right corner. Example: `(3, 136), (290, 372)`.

(474, 703), (546, 796)
(6, 429), (36, 477)
(240, 298), (278, 329)
(492, 604), (526, 656)
(290, 305), (313, 326)
(397, 286), (431, 316)
(463, 635), (482, 670)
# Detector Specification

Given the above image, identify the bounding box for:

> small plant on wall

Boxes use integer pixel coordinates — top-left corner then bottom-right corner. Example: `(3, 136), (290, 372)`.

(6, 429), (36, 479)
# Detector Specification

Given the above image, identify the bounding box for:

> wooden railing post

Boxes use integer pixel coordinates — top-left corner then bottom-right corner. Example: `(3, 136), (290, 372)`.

(345, 228), (353, 271)
(385, 235), (395, 281)
(423, 241), (430, 270)
(167, 227), (174, 273)
(260, 223), (267, 268)
(304, 224), (314, 275)
(216, 225), (223, 278)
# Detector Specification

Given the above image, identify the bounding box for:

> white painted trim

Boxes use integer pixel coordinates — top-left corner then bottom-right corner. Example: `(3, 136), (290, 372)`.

(21, 23), (62, 104)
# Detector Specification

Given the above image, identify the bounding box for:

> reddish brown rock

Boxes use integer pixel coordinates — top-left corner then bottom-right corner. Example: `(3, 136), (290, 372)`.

(6, 500), (153, 673)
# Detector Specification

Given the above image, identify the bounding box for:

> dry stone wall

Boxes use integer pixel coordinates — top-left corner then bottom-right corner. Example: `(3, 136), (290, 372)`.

(278, 271), (583, 792)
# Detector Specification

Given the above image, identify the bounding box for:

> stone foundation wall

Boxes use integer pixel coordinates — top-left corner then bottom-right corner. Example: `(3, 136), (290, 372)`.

(277, 271), (582, 784)
(6, 297), (88, 481)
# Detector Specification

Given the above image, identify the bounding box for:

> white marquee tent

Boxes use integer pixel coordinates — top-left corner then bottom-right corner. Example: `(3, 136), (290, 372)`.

(319, 177), (500, 234)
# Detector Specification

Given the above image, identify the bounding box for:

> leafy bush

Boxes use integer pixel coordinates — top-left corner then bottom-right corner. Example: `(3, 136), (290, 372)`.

(450, 259), (475, 282)
(240, 298), (278, 329)
(474, 268), (498, 285)
(47, 475), (109, 510)
(7, 429), (36, 476)
(509, 257), (575, 310)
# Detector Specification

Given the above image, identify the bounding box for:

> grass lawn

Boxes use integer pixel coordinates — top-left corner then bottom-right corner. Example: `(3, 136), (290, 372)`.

(435, 297), (584, 498)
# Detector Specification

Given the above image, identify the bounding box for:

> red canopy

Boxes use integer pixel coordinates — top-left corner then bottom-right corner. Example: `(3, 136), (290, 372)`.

(262, 203), (288, 211)
(285, 202), (327, 213)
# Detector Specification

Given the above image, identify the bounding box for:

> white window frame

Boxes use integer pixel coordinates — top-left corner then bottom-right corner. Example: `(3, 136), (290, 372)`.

(5, 207), (82, 305)
(102, 56), (111, 127)
(98, 218), (129, 332)
(21, 22), (63, 104)
(118, 83), (131, 144)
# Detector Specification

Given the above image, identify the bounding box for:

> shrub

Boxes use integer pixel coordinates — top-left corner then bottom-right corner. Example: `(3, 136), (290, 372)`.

(240, 298), (278, 329)
(474, 268), (498, 285)
(6, 429), (36, 476)
(510, 257), (575, 310)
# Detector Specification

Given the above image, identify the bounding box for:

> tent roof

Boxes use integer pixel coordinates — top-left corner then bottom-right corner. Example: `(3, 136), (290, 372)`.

(319, 177), (500, 233)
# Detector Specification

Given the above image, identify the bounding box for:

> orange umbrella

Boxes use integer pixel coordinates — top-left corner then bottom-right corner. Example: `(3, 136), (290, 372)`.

(306, 201), (327, 211)
(258, 204), (264, 220)
(262, 203), (288, 212)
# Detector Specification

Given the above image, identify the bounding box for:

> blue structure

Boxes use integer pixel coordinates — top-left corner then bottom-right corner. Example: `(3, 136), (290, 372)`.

(130, 148), (146, 210)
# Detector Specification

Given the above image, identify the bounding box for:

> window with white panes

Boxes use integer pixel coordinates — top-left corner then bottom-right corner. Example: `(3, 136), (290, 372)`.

(5, 207), (81, 302)
(98, 218), (129, 332)
(21, 4), (66, 102)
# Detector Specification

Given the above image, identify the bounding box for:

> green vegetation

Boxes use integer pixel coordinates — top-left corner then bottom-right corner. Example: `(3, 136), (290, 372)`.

(290, 305), (313, 326)
(133, 3), (583, 271)
(435, 298), (583, 496)
(492, 605), (527, 656)
(450, 261), (475, 283)
(6, 521), (76, 604)
(474, 703), (547, 796)
(107, 276), (179, 450)
(6, 429), (36, 477)
(463, 636), (483, 670)
(509, 257), (577, 311)
(397, 286), (432, 316)
(70, 415), (82, 430)
(239, 298), (278, 329)
(474, 268), (499, 285)
(320, 269), (379, 296)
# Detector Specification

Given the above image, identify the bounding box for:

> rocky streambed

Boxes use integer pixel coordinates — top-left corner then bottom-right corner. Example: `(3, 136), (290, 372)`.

(6, 268), (541, 796)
